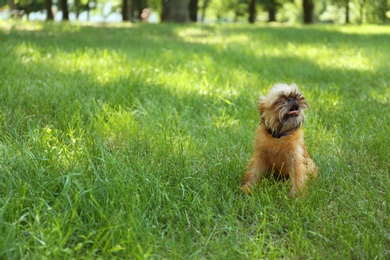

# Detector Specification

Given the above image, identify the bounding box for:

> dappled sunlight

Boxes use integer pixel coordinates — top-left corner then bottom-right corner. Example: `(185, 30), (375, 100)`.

(0, 20), (86, 35)
(299, 45), (374, 72)
(95, 102), (145, 152)
(177, 27), (250, 45)
(13, 42), (43, 66)
(336, 25), (390, 35)
(249, 41), (374, 72)
(1, 21), (390, 259)
(309, 86), (343, 110)
(369, 88), (390, 105)
(58, 49), (129, 81)
(212, 107), (240, 130)
(7, 23), (384, 104)
(0, 20), (44, 33)
(29, 125), (86, 171)
(12, 42), (139, 87)
(175, 25), (379, 77)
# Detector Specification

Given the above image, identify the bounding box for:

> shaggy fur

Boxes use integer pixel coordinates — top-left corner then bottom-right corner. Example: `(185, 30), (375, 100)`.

(241, 83), (318, 197)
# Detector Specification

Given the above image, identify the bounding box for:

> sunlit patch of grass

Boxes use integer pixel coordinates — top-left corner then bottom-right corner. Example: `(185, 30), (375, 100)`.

(177, 26), (250, 45)
(335, 24), (390, 35)
(0, 21), (389, 259)
(0, 20), (44, 32)
(299, 44), (373, 71)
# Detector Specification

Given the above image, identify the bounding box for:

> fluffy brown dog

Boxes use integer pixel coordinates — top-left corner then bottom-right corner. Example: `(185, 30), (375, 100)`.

(241, 83), (318, 197)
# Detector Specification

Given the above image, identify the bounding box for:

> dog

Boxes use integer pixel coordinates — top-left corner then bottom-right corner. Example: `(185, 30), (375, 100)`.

(241, 83), (318, 197)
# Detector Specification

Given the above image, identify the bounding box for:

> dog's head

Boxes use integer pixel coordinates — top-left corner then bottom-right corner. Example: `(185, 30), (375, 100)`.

(259, 83), (308, 136)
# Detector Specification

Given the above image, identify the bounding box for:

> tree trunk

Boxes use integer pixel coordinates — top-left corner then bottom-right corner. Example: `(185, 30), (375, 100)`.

(302, 0), (314, 24)
(137, 0), (143, 20)
(358, 0), (365, 24)
(75, 0), (80, 19)
(161, 0), (168, 22)
(61, 0), (69, 20)
(268, 7), (276, 22)
(45, 0), (54, 21)
(379, 0), (387, 24)
(248, 0), (256, 24)
(86, 0), (90, 21)
(129, 0), (146, 21)
(161, 0), (188, 23)
(8, 0), (17, 11)
(189, 0), (198, 22)
(345, 0), (349, 24)
(130, 0), (135, 20)
(8, 0), (17, 18)
(122, 0), (129, 21)
(200, 0), (210, 22)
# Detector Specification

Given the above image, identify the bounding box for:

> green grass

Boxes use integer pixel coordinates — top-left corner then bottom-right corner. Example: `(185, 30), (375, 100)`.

(0, 20), (389, 259)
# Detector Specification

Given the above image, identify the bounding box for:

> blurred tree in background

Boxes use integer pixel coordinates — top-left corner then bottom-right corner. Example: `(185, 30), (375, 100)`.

(122, 0), (147, 21)
(366, 0), (388, 24)
(161, 0), (189, 22)
(302, 0), (314, 23)
(72, 0), (91, 19)
(257, 0), (285, 23)
(189, 0), (197, 21)
(61, 0), (69, 19)
(45, 0), (53, 20)
(0, 0), (388, 24)
(248, 0), (256, 23)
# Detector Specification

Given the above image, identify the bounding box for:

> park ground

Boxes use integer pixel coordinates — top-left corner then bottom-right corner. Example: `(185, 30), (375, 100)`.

(0, 21), (389, 258)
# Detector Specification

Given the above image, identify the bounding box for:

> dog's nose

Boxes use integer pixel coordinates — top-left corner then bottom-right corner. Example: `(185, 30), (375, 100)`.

(287, 98), (296, 104)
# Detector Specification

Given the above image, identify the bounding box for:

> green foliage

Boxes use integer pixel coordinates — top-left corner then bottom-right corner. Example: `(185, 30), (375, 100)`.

(15, 0), (45, 14)
(317, 0), (390, 24)
(0, 21), (389, 258)
(258, 0), (283, 10)
(365, 0), (389, 24)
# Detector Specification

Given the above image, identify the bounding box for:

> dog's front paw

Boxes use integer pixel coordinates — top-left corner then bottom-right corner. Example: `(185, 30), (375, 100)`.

(240, 184), (253, 195)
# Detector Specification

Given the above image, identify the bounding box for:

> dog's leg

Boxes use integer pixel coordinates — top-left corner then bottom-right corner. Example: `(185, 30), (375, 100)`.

(303, 147), (318, 179)
(306, 157), (318, 179)
(241, 158), (267, 194)
(289, 161), (308, 197)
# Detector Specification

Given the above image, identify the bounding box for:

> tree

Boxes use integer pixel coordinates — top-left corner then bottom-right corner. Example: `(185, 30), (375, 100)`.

(45, 0), (54, 20)
(161, 0), (189, 22)
(7, 0), (17, 13)
(189, 0), (198, 22)
(61, 0), (69, 20)
(345, 0), (350, 23)
(366, 0), (389, 24)
(302, 0), (314, 23)
(122, 0), (129, 21)
(73, 0), (91, 20)
(15, 0), (45, 19)
(258, 0), (279, 22)
(330, 0), (351, 23)
(209, 0), (247, 22)
(248, 0), (256, 23)
(258, 0), (294, 23)
(199, 0), (211, 22)
(357, 0), (366, 23)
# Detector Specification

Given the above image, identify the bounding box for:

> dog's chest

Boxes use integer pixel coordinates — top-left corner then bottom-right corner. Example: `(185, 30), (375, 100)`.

(262, 139), (300, 175)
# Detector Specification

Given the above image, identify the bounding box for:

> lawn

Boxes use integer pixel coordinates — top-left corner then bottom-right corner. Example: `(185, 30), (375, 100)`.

(0, 20), (389, 259)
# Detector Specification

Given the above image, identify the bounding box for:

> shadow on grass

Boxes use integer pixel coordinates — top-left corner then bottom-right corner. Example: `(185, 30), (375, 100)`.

(3, 24), (388, 94)
(1, 22), (389, 173)
(1, 22), (389, 170)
